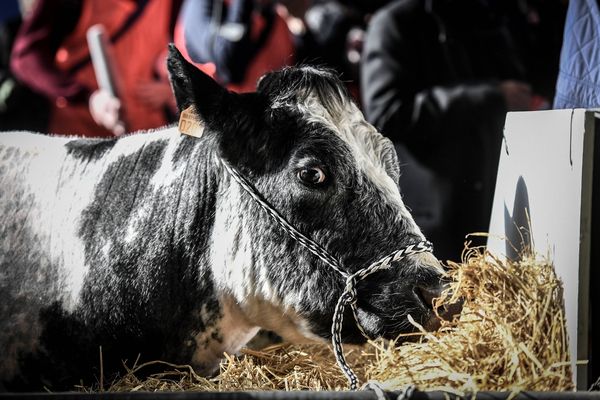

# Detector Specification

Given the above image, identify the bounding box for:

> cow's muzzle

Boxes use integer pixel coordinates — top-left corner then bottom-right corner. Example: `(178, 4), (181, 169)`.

(410, 252), (463, 329)
(414, 281), (463, 330)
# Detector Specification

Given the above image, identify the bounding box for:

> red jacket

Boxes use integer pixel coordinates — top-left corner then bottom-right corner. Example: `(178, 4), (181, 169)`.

(11, 0), (177, 136)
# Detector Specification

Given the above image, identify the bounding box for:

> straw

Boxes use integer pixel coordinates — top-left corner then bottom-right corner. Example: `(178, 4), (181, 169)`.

(100, 247), (573, 394)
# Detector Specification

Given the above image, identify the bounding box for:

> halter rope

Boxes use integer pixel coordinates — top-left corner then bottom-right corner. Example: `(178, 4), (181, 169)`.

(220, 158), (433, 390)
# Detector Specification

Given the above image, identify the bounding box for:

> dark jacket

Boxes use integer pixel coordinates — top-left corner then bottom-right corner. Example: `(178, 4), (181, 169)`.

(360, 0), (531, 260)
(360, 0), (527, 169)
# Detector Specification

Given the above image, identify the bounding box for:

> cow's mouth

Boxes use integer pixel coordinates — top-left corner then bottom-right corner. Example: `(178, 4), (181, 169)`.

(342, 282), (462, 342)
(348, 300), (428, 342)
(413, 284), (463, 330)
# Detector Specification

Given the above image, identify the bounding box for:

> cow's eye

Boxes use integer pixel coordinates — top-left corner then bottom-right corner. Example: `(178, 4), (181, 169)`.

(298, 167), (326, 186)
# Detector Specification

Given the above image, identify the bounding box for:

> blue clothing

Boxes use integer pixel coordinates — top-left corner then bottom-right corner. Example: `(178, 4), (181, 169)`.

(181, 0), (255, 84)
(554, 0), (600, 109)
(0, 0), (20, 23)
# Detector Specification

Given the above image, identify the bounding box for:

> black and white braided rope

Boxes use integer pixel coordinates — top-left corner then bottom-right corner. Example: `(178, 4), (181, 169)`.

(220, 159), (347, 278)
(331, 241), (433, 389)
(219, 158), (432, 390)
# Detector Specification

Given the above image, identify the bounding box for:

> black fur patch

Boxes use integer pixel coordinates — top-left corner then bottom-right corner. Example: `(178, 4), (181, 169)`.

(78, 140), (169, 247)
(65, 138), (117, 161)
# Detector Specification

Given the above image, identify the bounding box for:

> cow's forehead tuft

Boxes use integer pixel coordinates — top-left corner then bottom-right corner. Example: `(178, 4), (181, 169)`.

(258, 66), (347, 114)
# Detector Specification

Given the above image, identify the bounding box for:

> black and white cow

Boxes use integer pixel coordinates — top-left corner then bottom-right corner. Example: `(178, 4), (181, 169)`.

(0, 46), (451, 390)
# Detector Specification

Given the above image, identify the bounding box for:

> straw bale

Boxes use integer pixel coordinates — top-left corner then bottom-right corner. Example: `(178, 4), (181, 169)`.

(101, 248), (573, 394)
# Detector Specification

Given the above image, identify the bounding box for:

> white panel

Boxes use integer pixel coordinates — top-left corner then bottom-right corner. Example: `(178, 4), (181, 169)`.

(487, 109), (595, 388)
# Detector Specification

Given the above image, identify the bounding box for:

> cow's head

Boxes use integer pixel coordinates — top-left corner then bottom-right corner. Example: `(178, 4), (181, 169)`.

(167, 45), (458, 344)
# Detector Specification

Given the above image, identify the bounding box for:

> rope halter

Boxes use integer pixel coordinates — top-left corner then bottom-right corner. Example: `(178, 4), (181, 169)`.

(220, 158), (433, 390)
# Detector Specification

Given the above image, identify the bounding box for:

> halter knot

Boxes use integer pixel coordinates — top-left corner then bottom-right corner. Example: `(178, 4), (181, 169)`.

(343, 278), (358, 305)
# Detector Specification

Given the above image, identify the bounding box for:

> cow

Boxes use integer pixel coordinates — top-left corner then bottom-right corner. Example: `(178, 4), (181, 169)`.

(0, 45), (453, 391)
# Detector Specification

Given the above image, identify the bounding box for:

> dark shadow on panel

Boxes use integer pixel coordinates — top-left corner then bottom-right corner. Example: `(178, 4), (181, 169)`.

(504, 175), (533, 261)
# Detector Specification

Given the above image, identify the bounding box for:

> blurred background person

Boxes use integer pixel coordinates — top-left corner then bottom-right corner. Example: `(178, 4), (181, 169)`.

(360, 0), (566, 261)
(10, 0), (181, 137)
(175, 0), (382, 97)
(0, 0), (49, 132)
(300, 0), (392, 101)
(175, 0), (297, 93)
(301, 0), (365, 99)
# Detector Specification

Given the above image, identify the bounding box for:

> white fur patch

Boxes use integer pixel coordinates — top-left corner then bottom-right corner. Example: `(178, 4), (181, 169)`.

(2, 133), (96, 310)
(209, 178), (323, 344)
(148, 127), (186, 189)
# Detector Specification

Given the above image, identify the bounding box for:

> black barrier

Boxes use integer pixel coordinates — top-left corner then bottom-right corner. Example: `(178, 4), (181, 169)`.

(2, 391), (600, 400)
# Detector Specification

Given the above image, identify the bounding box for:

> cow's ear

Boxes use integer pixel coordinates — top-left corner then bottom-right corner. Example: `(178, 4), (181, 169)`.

(166, 44), (229, 121)
(167, 44), (283, 173)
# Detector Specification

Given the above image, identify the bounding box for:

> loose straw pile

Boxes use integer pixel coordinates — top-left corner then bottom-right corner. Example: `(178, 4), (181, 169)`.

(105, 344), (367, 392)
(103, 247), (573, 394)
(367, 246), (573, 394)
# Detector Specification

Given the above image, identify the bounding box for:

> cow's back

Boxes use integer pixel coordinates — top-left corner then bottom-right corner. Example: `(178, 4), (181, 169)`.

(0, 129), (184, 387)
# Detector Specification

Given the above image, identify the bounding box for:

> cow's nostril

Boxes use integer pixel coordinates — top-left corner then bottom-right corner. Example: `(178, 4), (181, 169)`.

(415, 286), (443, 310)
(416, 284), (464, 324)
(440, 297), (464, 321)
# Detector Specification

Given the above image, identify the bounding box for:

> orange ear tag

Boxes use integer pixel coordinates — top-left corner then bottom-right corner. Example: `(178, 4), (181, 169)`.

(178, 106), (205, 138)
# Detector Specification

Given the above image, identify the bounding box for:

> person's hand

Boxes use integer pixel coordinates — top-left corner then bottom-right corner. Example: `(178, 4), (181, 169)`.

(135, 80), (176, 111)
(498, 80), (533, 111)
(89, 89), (126, 136)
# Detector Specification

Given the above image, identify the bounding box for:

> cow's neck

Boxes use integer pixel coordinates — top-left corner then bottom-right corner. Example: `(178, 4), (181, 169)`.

(175, 135), (268, 371)
(156, 132), (228, 363)
(73, 130), (224, 364)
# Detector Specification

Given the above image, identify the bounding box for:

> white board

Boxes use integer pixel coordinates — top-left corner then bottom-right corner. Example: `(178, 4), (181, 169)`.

(487, 109), (596, 389)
